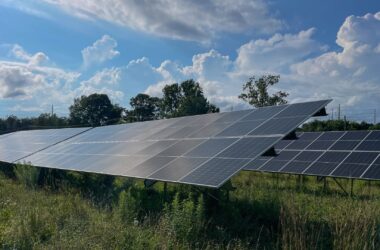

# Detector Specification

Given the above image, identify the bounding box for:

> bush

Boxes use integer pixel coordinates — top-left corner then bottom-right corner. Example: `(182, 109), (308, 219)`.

(14, 163), (40, 189)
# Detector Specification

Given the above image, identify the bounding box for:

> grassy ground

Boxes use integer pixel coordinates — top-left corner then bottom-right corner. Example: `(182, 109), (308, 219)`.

(1, 169), (380, 249)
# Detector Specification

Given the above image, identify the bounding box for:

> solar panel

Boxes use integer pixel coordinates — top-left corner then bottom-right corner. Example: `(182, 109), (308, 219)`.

(0, 99), (330, 188)
(243, 130), (380, 182)
(0, 127), (90, 163)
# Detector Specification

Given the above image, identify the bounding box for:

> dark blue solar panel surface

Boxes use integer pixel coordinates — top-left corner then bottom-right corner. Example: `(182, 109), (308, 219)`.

(244, 130), (380, 181)
(0, 99), (330, 188)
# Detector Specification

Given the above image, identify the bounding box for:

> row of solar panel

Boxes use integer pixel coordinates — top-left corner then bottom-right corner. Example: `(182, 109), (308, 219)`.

(0, 100), (331, 188)
(245, 130), (380, 180)
(20, 136), (280, 187)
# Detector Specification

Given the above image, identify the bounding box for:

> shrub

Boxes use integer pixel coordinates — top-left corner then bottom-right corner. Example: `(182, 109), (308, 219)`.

(14, 163), (40, 189)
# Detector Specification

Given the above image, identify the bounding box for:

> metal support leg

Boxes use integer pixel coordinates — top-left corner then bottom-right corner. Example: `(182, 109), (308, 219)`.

(350, 179), (354, 197)
(333, 178), (349, 196)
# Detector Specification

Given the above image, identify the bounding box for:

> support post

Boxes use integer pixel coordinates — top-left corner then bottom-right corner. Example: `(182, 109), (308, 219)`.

(333, 178), (349, 196)
(163, 182), (168, 200)
(350, 179), (354, 197)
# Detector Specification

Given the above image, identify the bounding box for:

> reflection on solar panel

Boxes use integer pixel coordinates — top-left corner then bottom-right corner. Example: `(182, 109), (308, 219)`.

(244, 130), (380, 181)
(0, 100), (330, 188)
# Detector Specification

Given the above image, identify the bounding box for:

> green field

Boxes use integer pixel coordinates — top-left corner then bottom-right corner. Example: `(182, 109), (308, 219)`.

(1, 165), (380, 249)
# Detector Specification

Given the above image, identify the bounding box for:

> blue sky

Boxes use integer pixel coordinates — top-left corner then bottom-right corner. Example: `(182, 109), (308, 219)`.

(0, 1), (379, 121)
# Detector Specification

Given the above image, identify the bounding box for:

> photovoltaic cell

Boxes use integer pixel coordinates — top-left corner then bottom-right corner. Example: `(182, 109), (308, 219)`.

(281, 161), (310, 173)
(275, 101), (327, 118)
(157, 139), (206, 156)
(217, 137), (281, 158)
(367, 131), (380, 140)
(124, 156), (175, 178)
(340, 131), (369, 140)
(215, 120), (265, 137)
(330, 141), (360, 151)
(180, 158), (250, 187)
(317, 131), (345, 140)
(297, 132), (322, 141)
(275, 140), (293, 149)
(249, 116), (307, 135)
(148, 157), (208, 181)
(185, 138), (238, 157)
(187, 122), (232, 138)
(307, 140), (336, 150)
(286, 140), (314, 150)
(241, 105), (286, 121)
(362, 164), (380, 180)
(244, 157), (271, 170)
(356, 141), (380, 151)
(331, 163), (370, 178)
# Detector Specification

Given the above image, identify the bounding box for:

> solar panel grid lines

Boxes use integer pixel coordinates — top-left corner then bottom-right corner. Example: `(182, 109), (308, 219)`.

(302, 131), (348, 175)
(176, 102), (300, 187)
(124, 137), (211, 179)
(276, 133), (324, 174)
(361, 154), (380, 179)
(1, 99), (331, 188)
(9, 127), (93, 163)
(328, 131), (374, 178)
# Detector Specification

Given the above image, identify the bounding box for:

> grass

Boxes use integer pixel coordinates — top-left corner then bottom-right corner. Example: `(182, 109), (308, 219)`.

(1, 168), (380, 249)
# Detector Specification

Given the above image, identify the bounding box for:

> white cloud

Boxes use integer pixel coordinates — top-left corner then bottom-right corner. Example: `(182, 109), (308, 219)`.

(290, 12), (380, 108)
(142, 12), (380, 112)
(76, 67), (124, 101)
(235, 28), (325, 74)
(41, 0), (282, 42)
(81, 35), (120, 68)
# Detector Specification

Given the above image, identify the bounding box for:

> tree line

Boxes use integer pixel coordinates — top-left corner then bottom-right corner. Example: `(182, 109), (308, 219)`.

(2, 74), (377, 133)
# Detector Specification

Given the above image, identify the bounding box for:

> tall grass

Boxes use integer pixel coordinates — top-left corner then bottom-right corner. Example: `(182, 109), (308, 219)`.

(2, 165), (380, 249)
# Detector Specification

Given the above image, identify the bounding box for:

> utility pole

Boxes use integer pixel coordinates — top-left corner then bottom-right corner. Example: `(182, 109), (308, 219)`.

(51, 104), (54, 117)
(374, 109), (377, 124)
(338, 104), (341, 120)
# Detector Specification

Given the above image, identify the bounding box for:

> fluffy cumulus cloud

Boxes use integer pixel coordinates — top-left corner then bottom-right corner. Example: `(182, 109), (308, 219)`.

(0, 44), (77, 101)
(0, 43), (125, 114)
(289, 12), (380, 108)
(76, 67), (124, 101)
(40, 0), (282, 42)
(2, 13), (380, 116)
(141, 12), (380, 112)
(81, 35), (120, 68)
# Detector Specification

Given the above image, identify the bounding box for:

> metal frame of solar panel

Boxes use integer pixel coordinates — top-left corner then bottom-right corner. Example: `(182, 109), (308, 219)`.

(244, 130), (380, 181)
(0, 99), (331, 188)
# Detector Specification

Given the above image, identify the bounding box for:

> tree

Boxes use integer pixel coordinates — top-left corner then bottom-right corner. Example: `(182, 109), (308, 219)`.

(238, 75), (289, 108)
(161, 79), (219, 118)
(69, 94), (124, 126)
(128, 93), (161, 121)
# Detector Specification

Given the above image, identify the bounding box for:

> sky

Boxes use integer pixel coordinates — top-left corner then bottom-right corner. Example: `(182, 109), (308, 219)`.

(0, 1), (379, 121)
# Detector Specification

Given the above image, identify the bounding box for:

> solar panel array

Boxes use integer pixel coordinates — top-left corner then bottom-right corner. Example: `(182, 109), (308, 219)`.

(0, 128), (90, 162)
(0, 100), (330, 188)
(244, 130), (380, 180)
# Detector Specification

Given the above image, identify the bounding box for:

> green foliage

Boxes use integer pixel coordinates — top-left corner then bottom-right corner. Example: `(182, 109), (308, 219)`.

(127, 93), (161, 121)
(69, 93), (124, 126)
(14, 163), (40, 189)
(0, 114), (69, 134)
(301, 119), (379, 132)
(2, 173), (380, 249)
(162, 193), (206, 241)
(239, 75), (289, 107)
(116, 189), (139, 224)
(161, 79), (219, 118)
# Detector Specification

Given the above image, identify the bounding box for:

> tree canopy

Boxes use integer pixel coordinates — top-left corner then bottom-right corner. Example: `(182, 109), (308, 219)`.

(127, 93), (161, 122)
(239, 75), (289, 108)
(69, 93), (124, 126)
(160, 79), (219, 118)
